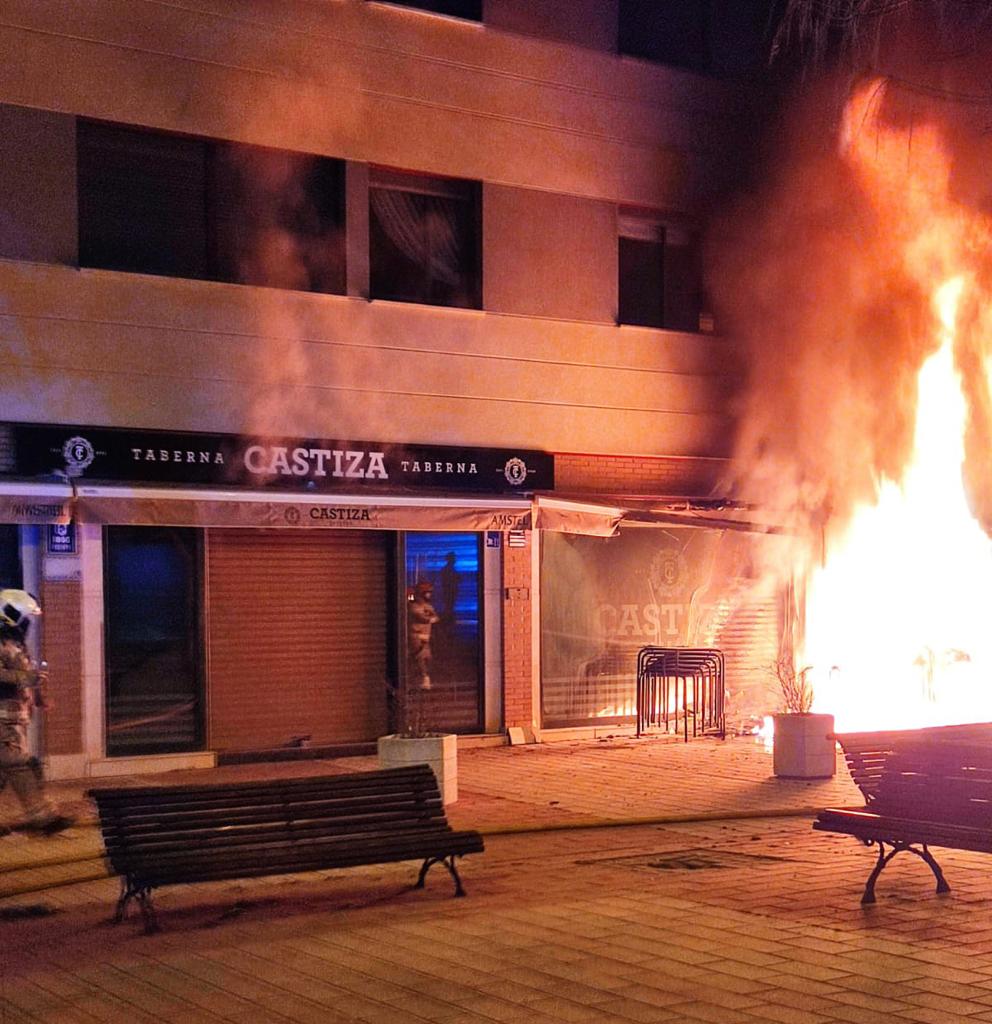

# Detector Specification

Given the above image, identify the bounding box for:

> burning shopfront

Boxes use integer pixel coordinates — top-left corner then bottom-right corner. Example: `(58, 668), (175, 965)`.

(1, 416), (793, 777)
(708, 49), (992, 740)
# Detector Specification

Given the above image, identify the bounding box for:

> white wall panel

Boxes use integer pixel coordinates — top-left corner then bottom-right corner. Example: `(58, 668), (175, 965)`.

(0, 261), (734, 457)
(0, 0), (746, 210)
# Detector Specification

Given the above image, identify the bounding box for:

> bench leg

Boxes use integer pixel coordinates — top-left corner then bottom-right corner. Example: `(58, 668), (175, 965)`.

(862, 841), (897, 905)
(114, 876), (160, 933)
(416, 855), (466, 897)
(861, 841), (951, 904)
(909, 843), (952, 896)
(114, 876), (132, 923)
(136, 887), (160, 935)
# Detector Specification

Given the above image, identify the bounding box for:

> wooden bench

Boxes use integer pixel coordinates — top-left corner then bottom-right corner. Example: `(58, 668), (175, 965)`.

(814, 723), (992, 904)
(87, 764), (484, 932)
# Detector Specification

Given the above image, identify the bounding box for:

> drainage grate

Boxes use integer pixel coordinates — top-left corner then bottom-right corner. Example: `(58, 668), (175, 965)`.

(578, 848), (792, 872)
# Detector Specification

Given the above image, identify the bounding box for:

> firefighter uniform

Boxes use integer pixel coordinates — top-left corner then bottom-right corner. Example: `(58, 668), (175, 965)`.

(0, 590), (73, 835)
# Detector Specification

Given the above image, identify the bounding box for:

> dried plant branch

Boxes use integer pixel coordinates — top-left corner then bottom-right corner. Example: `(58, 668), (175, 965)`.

(774, 654), (815, 714)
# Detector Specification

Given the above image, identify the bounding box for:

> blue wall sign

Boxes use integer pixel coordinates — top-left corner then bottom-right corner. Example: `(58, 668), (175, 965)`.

(47, 522), (76, 555)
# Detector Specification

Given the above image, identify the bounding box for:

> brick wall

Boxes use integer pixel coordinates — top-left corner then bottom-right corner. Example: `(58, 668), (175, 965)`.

(501, 535), (533, 729)
(39, 578), (83, 755)
(555, 453), (727, 497)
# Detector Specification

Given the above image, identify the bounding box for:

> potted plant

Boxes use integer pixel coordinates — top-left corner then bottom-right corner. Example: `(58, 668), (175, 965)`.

(378, 684), (458, 803)
(771, 654), (836, 779)
(377, 581), (458, 803)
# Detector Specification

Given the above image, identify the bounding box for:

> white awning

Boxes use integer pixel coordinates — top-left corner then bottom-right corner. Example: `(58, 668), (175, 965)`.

(531, 495), (624, 537)
(72, 484), (533, 532)
(0, 481), (73, 524)
(0, 483), (781, 537)
(533, 491), (787, 535)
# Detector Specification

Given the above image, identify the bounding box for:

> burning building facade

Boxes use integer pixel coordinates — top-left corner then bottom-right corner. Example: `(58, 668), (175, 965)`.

(0, 1), (775, 778)
(710, 3), (992, 738)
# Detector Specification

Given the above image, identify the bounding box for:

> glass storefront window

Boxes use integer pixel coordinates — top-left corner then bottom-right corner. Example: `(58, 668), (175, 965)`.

(403, 532), (483, 733)
(0, 524), (21, 588)
(540, 529), (781, 731)
(104, 526), (203, 755)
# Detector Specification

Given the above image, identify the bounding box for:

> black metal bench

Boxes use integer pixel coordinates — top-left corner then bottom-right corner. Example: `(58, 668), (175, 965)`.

(87, 764), (484, 932)
(814, 723), (992, 904)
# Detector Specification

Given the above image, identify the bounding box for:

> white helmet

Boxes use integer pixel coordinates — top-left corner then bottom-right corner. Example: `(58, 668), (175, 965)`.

(0, 589), (42, 635)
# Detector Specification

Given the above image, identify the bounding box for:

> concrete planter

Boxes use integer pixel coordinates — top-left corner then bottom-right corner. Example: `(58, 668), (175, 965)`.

(377, 733), (458, 804)
(772, 712), (836, 779)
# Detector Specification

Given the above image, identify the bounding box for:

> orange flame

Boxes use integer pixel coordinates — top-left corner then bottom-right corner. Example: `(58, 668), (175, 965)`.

(803, 82), (992, 731)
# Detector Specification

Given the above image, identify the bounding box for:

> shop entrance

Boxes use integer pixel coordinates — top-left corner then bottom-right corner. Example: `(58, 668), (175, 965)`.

(104, 526), (204, 756)
(402, 532), (484, 734)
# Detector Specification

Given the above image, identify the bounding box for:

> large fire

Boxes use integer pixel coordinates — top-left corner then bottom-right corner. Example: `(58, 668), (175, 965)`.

(802, 83), (992, 731)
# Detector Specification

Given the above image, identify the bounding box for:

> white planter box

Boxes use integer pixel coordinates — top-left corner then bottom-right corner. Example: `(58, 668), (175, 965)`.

(772, 713), (836, 779)
(377, 733), (458, 804)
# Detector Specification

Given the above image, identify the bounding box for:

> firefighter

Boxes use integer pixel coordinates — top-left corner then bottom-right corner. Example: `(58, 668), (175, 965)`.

(0, 589), (74, 835)
(407, 581), (440, 690)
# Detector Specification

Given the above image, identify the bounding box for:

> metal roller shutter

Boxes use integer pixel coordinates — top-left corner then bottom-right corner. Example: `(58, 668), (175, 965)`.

(206, 529), (390, 751)
(710, 593), (781, 733)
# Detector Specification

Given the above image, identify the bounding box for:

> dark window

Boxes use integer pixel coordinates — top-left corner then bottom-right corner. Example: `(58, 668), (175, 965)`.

(78, 121), (345, 294)
(376, 0), (482, 20)
(0, 525), (21, 589)
(619, 233), (665, 329)
(104, 526), (203, 756)
(370, 169), (481, 309)
(618, 0), (710, 73)
(78, 124), (209, 279)
(619, 211), (703, 331)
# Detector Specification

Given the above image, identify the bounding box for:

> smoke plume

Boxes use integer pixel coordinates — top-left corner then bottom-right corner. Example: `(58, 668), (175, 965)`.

(708, 19), (992, 578)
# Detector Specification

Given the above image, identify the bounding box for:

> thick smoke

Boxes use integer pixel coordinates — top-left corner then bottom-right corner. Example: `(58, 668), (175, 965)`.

(707, 80), (932, 562)
(707, 41), (992, 580)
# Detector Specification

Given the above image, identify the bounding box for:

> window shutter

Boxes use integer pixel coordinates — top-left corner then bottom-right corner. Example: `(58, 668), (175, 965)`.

(206, 529), (390, 751)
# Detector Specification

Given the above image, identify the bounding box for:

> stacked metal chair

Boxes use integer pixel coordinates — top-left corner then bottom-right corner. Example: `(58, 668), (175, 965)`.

(636, 647), (725, 741)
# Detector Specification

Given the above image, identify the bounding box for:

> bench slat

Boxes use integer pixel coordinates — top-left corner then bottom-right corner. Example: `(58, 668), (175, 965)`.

(122, 836), (486, 886)
(101, 819), (455, 860)
(90, 777), (440, 812)
(815, 808), (992, 854)
(114, 832), (484, 875)
(87, 765), (434, 801)
(110, 827), (481, 870)
(97, 795), (445, 831)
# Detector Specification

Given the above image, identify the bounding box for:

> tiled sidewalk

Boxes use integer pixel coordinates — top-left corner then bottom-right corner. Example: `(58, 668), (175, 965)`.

(0, 735), (862, 895)
(6, 814), (992, 1022)
(0, 735), (861, 897)
(7, 736), (992, 1023)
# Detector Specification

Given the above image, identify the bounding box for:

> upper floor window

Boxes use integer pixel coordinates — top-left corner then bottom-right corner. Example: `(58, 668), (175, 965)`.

(618, 0), (710, 74)
(370, 168), (481, 309)
(77, 121), (345, 295)
(618, 209), (704, 332)
(374, 0), (482, 20)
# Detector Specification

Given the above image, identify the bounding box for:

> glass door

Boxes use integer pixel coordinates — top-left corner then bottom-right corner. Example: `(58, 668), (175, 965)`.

(104, 526), (203, 755)
(402, 532), (483, 734)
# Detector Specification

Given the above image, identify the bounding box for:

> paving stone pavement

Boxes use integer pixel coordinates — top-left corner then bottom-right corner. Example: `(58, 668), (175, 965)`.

(12, 735), (991, 1022)
(0, 735), (861, 892)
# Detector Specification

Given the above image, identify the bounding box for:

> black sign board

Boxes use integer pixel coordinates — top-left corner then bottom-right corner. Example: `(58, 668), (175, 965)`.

(47, 522), (76, 555)
(0, 422), (554, 495)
